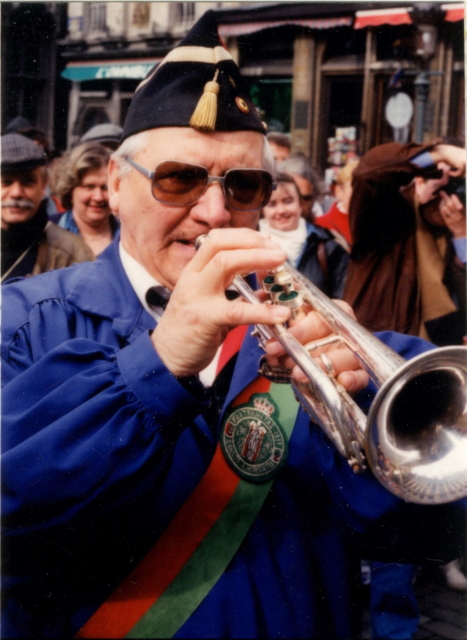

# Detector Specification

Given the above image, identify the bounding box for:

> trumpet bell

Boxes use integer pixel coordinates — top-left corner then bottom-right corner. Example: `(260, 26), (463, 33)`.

(366, 346), (467, 505)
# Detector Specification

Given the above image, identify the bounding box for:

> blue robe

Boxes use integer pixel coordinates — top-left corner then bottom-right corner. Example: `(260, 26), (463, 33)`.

(2, 240), (464, 639)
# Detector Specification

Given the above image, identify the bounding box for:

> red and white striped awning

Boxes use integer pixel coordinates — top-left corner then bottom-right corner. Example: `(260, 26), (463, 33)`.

(443, 2), (464, 21)
(354, 3), (463, 29)
(354, 7), (412, 29)
(218, 16), (353, 38)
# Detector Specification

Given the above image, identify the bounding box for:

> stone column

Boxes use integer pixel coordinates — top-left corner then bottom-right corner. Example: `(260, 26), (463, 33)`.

(290, 34), (315, 157)
(67, 81), (80, 148)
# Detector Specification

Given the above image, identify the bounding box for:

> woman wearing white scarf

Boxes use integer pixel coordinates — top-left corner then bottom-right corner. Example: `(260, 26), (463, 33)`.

(260, 173), (349, 298)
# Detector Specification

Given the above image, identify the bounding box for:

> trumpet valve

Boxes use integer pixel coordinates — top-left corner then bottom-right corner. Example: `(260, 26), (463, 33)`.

(274, 270), (294, 295)
(262, 275), (276, 293)
(270, 283), (285, 303)
(277, 290), (305, 322)
(267, 265), (286, 276)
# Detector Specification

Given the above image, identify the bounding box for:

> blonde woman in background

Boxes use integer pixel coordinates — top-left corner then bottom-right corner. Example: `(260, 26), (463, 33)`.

(56, 142), (119, 256)
(315, 159), (359, 249)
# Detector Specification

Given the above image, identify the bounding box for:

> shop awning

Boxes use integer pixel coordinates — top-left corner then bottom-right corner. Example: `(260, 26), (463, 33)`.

(61, 58), (161, 82)
(218, 16), (353, 38)
(354, 3), (463, 29)
(443, 2), (464, 21)
(354, 7), (412, 28)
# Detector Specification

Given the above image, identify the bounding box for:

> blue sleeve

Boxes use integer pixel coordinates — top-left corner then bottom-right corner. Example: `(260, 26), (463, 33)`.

(410, 150), (435, 169)
(452, 237), (467, 264)
(2, 301), (207, 534)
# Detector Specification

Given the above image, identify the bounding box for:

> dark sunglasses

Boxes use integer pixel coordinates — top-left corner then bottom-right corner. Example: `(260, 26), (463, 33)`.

(123, 157), (275, 211)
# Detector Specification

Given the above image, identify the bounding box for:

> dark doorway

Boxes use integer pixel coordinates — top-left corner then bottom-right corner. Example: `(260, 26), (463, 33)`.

(319, 75), (363, 167)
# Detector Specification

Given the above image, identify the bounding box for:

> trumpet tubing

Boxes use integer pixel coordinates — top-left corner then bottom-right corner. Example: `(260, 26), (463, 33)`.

(235, 262), (467, 505)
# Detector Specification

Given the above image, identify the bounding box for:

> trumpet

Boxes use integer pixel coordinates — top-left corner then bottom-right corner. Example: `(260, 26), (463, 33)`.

(201, 237), (467, 505)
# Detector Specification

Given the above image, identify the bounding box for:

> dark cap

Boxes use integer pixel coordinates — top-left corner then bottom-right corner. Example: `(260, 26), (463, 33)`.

(121, 10), (266, 142)
(1, 133), (47, 173)
(80, 123), (123, 145)
(5, 116), (33, 134)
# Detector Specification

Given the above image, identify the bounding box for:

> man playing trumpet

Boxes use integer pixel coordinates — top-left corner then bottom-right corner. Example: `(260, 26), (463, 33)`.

(2, 11), (465, 639)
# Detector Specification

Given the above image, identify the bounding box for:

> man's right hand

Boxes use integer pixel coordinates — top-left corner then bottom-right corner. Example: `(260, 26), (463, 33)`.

(151, 228), (290, 378)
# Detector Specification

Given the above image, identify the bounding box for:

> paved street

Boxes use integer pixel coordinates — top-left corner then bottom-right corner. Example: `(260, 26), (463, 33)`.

(361, 566), (467, 639)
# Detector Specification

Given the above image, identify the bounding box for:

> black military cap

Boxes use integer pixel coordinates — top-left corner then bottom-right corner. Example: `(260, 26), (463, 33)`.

(1, 133), (47, 173)
(122, 10), (266, 141)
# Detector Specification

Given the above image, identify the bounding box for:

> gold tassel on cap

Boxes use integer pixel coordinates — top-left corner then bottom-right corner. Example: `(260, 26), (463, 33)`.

(189, 69), (220, 132)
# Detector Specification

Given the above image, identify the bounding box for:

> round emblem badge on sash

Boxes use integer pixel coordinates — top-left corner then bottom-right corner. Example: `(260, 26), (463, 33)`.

(221, 393), (288, 483)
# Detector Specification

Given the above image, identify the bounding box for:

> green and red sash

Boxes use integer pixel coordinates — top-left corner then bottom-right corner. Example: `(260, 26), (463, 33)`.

(76, 326), (299, 639)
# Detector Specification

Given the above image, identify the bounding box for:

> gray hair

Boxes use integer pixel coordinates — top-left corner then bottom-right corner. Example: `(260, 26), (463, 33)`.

(277, 154), (322, 198)
(112, 131), (275, 176)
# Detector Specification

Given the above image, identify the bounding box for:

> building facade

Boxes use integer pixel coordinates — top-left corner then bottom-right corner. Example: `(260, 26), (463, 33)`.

(60, 2), (228, 147)
(215, 2), (464, 168)
(2, 2), (464, 172)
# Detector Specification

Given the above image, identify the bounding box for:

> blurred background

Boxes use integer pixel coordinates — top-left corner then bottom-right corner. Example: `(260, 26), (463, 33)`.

(1, 1), (464, 176)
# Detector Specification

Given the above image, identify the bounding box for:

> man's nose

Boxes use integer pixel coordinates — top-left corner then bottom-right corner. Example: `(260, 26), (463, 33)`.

(190, 181), (231, 228)
(8, 181), (24, 198)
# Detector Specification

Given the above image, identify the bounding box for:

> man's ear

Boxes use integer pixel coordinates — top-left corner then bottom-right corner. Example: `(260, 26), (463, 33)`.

(108, 158), (121, 215)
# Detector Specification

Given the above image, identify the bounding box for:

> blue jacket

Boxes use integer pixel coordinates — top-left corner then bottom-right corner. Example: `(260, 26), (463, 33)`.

(58, 209), (121, 239)
(296, 222), (349, 298)
(2, 240), (464, 639)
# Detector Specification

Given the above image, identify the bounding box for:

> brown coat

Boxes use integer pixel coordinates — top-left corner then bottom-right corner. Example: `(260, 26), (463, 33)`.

(343, 143), (465, 345)
(31, 222), (94, 275)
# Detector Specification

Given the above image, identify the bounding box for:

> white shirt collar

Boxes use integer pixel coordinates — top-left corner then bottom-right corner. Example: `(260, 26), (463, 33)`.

(119, 242), (220, 386)
(119, 243), (169, 322)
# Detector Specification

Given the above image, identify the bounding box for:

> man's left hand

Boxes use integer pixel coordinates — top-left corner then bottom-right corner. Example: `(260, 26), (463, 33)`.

(264, 300), (369, 395)
(439, 191), (466, 238)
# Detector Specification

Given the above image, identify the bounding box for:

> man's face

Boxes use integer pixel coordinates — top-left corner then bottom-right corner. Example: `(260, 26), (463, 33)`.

(109, 127), (265, 289)
(415, 161), (450, 205)
(291, 173), (314, 219)
(1, 167), (46, 229)
(269, 142), (290, 163)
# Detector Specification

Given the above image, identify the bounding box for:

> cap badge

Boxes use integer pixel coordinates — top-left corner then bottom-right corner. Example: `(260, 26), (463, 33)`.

(235, 97), (250, 114)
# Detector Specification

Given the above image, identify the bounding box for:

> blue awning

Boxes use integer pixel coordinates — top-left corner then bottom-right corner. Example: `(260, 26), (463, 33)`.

(61, 59), (161, 82)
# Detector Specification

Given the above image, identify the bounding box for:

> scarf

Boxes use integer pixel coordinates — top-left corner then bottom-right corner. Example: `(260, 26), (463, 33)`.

(259, 217), (307, 267)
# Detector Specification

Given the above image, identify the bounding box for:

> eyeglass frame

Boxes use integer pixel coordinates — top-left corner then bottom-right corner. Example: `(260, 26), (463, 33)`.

(122, 155), (276, 211)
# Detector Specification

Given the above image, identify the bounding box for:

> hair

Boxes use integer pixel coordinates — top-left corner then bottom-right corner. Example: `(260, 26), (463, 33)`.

(277, 154), (322, 199)
(266, 132), (291, 150)
(335, 159), (359, 187)
(112, 130), (276, 177)
(269, 172), (301, 200)
(56, 142), (111, 210)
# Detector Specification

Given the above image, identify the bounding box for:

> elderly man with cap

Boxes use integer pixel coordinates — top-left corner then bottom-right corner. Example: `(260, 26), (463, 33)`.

(1, 133), (94, 281)
(2, 12), (465, 640)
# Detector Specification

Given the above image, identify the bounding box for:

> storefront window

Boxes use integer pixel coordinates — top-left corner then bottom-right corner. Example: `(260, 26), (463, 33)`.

(245, 77), (292, 132)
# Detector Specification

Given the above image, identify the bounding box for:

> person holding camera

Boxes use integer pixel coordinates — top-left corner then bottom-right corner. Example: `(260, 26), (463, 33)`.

(343, 141), (466, 347)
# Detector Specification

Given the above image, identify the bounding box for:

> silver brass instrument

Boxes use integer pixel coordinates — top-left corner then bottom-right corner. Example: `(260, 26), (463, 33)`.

(195, 235), (467, 505)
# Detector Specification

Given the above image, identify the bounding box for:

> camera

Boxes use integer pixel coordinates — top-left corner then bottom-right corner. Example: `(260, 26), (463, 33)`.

(442, 176), (466, 207)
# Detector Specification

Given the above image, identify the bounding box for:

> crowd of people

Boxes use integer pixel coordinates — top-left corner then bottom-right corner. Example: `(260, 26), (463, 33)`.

(2, 10), (466, 640)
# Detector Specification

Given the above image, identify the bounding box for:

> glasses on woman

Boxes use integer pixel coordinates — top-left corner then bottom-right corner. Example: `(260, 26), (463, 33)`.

(123, 157), (275, 212)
